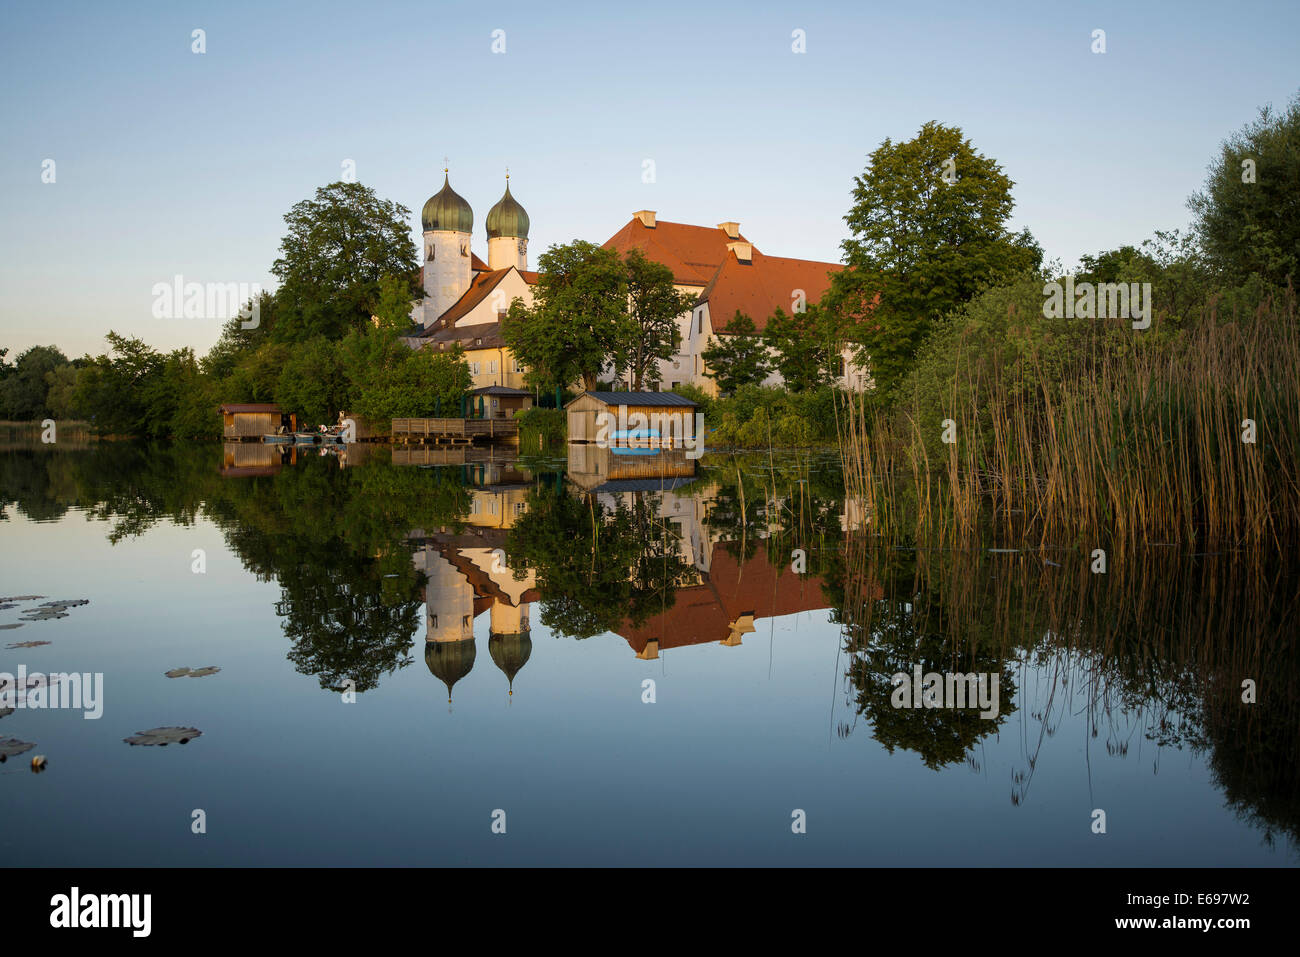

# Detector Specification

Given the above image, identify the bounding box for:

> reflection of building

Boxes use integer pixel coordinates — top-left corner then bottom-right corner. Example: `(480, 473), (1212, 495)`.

(220, 441), (292, 477)
(413, 510), (540, 701)
(566, 443), (710, 574)
(618, 541), (828, 659)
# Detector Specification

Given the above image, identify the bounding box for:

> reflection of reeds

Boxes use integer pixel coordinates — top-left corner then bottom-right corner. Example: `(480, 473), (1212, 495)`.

(835, 534), (1300, 843)
(838, 290), (1300, 552)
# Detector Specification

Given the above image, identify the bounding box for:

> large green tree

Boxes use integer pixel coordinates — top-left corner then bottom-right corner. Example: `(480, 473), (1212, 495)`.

(619, 249), (695, 389)
(0, 345), (69, 419)
(270, 181), (421, 343)
(701, 311), (772, 395)
(763, 304), (842, 392)
(502, 240), (630, 391)
(829, 122), (1041, 393)
(1188, 93), (1300, 287)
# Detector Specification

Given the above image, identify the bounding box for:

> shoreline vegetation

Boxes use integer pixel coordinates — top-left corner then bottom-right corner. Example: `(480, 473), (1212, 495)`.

(838, 282), (1299, 554)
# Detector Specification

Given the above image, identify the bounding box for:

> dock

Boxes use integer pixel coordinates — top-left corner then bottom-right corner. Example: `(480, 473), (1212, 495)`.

(391, 417), (519, 445)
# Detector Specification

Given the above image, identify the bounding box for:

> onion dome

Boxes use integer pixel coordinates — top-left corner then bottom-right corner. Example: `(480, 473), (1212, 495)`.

(425, 638), (476, 703)
(421, 172), (473, 233)
(485, 180), (529, 240)
(488, 632), (532, 695)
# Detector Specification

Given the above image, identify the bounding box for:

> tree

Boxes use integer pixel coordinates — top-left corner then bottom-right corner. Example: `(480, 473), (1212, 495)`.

(828, 121), (1041, 393)
(1189, 93), (1300, 288)
(502, 240), (630, 391)
(270, 181), (421, 343)
(619, 249), (694, 389)
(372, 273), (420, 332)
(275, 336), (347, 426)
(73, 333), (163, 435)
(763, 304), (841, 392)
(701, 311), (772, 395)
(1, 345), (69, 419)
(342, 327), (472, 421)
(202, 292), (277, 379)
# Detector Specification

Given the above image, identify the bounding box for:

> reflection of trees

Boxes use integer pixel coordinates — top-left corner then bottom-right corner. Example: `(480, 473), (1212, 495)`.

(506, 486), (693, 639)
(829, 537), (1300, 850)
(838, 548), (1014, 770)
(2, 443), (473, 694)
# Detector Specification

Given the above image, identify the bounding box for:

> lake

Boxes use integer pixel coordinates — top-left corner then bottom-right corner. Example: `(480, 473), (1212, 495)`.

(1, 441), (1296, 866)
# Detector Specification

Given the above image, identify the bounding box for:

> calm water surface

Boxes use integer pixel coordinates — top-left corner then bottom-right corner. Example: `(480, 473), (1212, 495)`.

(1, 442), (1296, 865)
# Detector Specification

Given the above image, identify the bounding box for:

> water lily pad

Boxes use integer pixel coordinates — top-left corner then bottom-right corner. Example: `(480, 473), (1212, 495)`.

(0, 707), (13, 720)
(0, 603), (16, 611)
(20, 608), (67, 621)
(6, 640), (50, 649)
(164, 668), (192, 678)
(0, 596), (45, 602)
(0, 624), (23, 630)
(123, 727), (202, 746)
(187, 667), (220, 678)
(0, 737), (36, 761)
(40, 599), (88, 608)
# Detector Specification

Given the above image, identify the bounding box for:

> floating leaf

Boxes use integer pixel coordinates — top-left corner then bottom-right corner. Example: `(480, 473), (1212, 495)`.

(0, 737), (36, 761)
(0, 624), (23, 631)
(0, 596), (45, 602)
(6, 641), (51, 649)
(123, 726), (202, 747)
(187, 667), (220, 678)
(0, 707), (13, 720)
(164, 668), (192, 678)
(39, 599), (89, 609)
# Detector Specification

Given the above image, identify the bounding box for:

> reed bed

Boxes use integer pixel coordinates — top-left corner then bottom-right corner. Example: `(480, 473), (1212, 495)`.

(839, 288), (1300, 553)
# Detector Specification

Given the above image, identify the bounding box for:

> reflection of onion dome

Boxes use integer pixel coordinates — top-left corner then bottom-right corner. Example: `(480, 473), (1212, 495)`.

(485, 181), (529, 239)
(488, 632), (532, 695)
(421, 173), (474, 233)
(425, 638), (476, 702)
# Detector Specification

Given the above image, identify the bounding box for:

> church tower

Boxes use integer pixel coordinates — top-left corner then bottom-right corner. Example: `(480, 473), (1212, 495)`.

(420, 170), (474, 327)
(485, 174), (530, 271)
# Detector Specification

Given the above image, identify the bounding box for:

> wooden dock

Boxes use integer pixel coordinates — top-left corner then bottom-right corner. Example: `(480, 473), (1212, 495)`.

(391, 417), (518, 445)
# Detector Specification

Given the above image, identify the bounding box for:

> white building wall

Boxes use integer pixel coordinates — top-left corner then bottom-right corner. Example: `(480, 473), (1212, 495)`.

(488, 236), (528, 272)
(422, 228), (472, 326)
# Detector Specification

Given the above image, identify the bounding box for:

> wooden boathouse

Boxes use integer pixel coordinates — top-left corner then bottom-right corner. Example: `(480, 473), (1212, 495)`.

(220, 403), (295, 441)
(565, 391), (698, 446)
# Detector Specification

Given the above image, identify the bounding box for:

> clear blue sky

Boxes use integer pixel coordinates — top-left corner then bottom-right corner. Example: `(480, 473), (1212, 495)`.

(1, 0), (1296, 358)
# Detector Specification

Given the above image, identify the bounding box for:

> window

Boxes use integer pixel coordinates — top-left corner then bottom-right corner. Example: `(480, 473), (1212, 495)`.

(488, 360), (497, 374)
(697, 311), (702, 334)
(462, 615), (471, 628)
(430, 615), (438, 628)
(471, 362), (481, 375)
(670, 381), (680, 390)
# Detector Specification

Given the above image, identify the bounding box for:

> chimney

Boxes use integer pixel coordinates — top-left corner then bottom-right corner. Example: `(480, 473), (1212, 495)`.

(717, 221), (741, 239)
(634, 210), (656, 228)
(727, 240), (752, 263)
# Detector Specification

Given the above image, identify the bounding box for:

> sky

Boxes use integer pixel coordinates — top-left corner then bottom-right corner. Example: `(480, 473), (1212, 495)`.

(1, 0), (1297, 358)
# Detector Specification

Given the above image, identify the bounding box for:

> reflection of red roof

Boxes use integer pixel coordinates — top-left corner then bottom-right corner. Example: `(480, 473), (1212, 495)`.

(619, 541), (830, 654)
(603, 218), (747, 287)
(699, 249), (842, 334)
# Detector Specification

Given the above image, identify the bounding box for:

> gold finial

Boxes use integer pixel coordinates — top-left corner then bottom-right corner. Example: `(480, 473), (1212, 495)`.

(443, 156), (449, 175)
(505, 166), (510, 181)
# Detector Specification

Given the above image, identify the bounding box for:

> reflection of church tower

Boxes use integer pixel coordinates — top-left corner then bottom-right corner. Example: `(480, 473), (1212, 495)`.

(419, 545), (476, 703)
(426, 639), (476, 704)
(488, 632), (531, 696)
(421, 170), (474, 327)
(488, 600), (531, 696)
(485, 175), (529, 272)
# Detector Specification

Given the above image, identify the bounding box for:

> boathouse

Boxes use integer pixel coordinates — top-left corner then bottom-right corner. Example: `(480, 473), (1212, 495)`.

(220, 403), (295, 441)
(564, 392), (698, 446)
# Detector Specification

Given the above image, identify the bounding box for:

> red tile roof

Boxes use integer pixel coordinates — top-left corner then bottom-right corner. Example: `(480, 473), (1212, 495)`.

(603, 217), (750, 287)
(424, 268), (513, 330)
(699, 248), (843, 334)
(618, 541), (832, 653)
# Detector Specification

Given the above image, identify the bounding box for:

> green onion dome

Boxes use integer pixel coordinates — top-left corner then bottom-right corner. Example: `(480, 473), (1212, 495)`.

(422, 173), (473, 233)
(485, 181), (529, 240)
